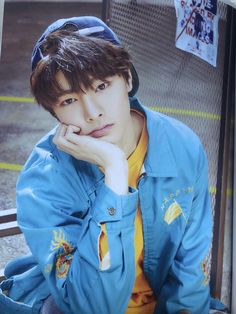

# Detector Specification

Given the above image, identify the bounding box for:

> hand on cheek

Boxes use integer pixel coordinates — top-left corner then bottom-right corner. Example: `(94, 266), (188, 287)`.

(65, 124), (81, 136)
(53, 123), (128, 195)
(53, 123), (124, 168)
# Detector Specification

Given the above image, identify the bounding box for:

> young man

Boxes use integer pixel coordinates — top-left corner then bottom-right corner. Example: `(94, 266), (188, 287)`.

(0, 16), (214, 314)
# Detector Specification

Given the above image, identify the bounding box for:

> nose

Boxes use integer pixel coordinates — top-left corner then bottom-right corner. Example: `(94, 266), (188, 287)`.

(83, 95), (103, 122)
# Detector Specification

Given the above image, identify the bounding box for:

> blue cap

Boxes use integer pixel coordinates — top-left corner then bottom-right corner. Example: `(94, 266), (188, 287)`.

(31, 16), (139, 97)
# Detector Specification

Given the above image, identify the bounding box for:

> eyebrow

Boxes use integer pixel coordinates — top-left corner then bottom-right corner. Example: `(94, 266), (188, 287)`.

(55, 78), (108, 99)
(57, 89), (74, 97)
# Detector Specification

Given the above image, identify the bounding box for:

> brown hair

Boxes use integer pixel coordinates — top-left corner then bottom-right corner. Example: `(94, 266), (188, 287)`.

(30, 30), (132, 115)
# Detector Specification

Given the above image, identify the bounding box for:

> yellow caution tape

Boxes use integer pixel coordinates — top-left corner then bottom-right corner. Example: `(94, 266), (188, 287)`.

(0, 162), (23, 171)
(209, 186), (233, 197)
(209, 186), (216, 194)
(149, 106), (221, 121)
(0, 96), (34, 103)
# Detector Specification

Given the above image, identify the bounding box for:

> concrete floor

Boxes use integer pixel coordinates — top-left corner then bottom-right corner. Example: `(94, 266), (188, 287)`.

(0, 0), (232, 311)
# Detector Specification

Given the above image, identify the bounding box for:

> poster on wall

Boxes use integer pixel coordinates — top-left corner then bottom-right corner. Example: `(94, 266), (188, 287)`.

(174, 0), (218, 66)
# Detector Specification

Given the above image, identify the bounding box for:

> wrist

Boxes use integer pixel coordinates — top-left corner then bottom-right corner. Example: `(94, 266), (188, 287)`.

(104, 160), (128, 195)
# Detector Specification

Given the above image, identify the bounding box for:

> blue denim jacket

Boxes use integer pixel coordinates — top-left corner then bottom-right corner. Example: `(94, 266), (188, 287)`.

(0, 98), (220, 313)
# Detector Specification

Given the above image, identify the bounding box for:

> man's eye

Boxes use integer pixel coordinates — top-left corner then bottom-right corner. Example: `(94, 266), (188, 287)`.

(62, 98), (77, 106)
(96, 82), (108, 92)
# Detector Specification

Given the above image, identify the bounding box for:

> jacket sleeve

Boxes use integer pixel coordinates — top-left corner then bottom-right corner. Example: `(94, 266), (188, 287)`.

(156, 147), (212, 314)
(16, 152), (138, 314)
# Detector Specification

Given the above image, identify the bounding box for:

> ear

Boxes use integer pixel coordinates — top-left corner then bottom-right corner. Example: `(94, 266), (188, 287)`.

(127, 70), (133, 93)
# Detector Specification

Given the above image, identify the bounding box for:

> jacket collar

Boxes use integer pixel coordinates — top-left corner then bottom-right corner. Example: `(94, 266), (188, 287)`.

(130, 97), (178, 178)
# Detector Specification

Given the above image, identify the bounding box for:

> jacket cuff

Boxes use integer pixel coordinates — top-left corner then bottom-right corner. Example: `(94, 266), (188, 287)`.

(91, 183), (138, 224)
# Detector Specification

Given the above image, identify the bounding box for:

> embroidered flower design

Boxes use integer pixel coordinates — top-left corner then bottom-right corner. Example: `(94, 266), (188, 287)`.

(51, 229), (74, 278)
(201, 253), (211, 285)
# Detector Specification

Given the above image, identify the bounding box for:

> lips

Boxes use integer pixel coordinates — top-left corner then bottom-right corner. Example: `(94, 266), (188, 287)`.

(89, 124), (114, 138)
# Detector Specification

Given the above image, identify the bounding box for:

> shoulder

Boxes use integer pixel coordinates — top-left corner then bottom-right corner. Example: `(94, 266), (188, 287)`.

(23, 127), (62, 171)
(159, 113), (202, 147)
(147, 108), (204, 150)
(145, 108), (208, 177)
(131, 98), (203, 154)
(17, 126), (83, 198)
(16, 127), (91, 225)
(20, 125), (89, 179)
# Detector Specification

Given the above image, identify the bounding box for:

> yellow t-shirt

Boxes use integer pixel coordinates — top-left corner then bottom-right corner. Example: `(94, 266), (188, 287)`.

(99, 111), (156, 314)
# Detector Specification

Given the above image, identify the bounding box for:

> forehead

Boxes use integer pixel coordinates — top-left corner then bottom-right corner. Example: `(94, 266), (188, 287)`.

(56, 71), (71, 91)
(55, 70), (110, 94)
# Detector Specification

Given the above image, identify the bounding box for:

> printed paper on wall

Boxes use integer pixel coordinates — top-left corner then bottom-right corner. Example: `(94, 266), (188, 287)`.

(174, 0), (218, 66)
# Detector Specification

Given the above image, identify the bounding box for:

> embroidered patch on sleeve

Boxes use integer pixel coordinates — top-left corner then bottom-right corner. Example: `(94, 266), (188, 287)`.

(164, 201), (185, 225)
(51, 229), (74, 278)
(201, 253), (211, 286)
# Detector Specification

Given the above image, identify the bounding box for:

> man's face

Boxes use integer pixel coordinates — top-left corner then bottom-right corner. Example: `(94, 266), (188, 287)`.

(53, 71), (133, 150)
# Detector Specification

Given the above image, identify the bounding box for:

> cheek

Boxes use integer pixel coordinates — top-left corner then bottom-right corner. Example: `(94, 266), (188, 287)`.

(106, 89), (129, 109)
(113, 101), (130, 121)
(55, 108), (83, 127)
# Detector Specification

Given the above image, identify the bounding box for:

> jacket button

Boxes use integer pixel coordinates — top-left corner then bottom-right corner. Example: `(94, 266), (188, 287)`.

(108, 207), (116, 215)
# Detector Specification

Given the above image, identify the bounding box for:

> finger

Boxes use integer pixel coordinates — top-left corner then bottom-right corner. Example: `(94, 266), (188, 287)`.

(59, 124), (67, 137)
(64, 132), (94, 148)
(64, 127), (84, 145)
(66, 125), (81, 135)
(52, 125), (61, 145)
(53, 124), (67, 145)
(56, 139), (77, 154)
